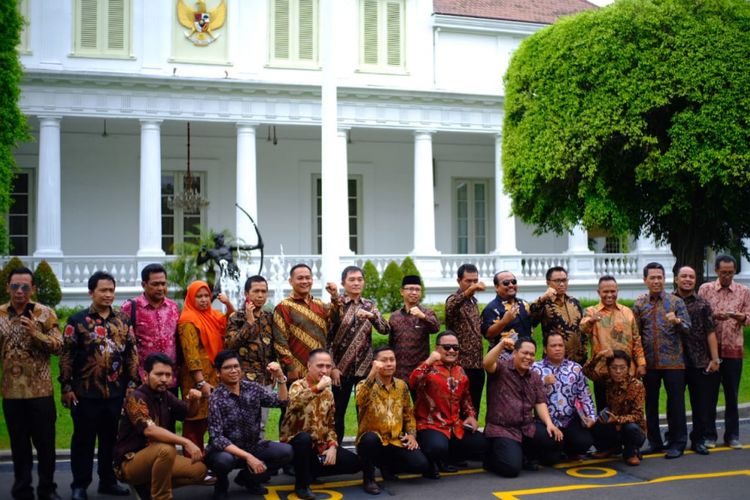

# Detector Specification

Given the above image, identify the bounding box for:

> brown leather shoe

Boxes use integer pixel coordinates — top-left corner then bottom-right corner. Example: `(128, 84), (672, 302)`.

(625, 455), (640, 466)
(363, 478), (381, 495)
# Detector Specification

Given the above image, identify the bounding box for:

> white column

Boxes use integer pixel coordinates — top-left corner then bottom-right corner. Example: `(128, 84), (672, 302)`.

(492, 133), (518, 254)
(566, 225), (592, 253)
(34, 116), (63, 257)
(740, 238), (750, 277)
(137, 120), (165, 257)
(412, 130), (438, 255)
(236, 123), (258, 244)
(334, 127), (351, 255)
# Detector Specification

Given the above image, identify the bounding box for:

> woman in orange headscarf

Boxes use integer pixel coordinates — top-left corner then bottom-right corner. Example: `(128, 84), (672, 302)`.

(178, 281), (235, 451)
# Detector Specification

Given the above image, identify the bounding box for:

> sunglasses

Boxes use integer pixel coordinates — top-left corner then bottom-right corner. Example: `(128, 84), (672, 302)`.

(9, 283), (32, 293)
(438, 344), (460, 351)
(501, 279), (517, 286)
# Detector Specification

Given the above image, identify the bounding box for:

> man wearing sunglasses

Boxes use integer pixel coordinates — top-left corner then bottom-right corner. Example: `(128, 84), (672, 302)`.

(1, 267), (63, 500)
(410, 331), (487, 479)
(481, 271), (536, 349)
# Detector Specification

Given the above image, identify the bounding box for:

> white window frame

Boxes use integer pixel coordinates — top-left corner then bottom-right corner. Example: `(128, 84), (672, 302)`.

(358, 0), (406, 74)
(268, 0), (320, 69)
(161, 171), (208, 254)
(453, 178), (491, 254)
(72, 0), (132, 59)
(7, 169), (34, 256)
(313, 174), (362, 254)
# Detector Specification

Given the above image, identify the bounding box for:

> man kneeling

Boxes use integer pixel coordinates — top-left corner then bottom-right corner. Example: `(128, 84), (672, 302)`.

(114, 353), (207, 500)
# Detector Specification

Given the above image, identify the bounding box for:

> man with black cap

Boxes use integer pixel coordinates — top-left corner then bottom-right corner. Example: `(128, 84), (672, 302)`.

(388, 275), (440, 398)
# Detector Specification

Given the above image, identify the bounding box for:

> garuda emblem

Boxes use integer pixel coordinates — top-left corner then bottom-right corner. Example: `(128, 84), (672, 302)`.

(177, 0), (226, 46)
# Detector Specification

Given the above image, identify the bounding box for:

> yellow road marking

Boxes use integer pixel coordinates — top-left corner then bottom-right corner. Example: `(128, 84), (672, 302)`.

(565, 466), (617, 478)
(555, 443), (750, 469)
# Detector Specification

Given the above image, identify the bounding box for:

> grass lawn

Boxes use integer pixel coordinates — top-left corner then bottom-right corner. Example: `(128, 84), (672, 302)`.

(2, 309), (749, 448)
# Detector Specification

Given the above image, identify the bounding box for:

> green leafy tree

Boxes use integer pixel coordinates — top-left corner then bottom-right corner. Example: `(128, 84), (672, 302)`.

(164, 228), (229, 300)
(380, 260), (404, 312)
(32, 260), (62, 307)
(362, 260), (381, 303)
(503, 0), (750, 282)
(399, 256), (421, 281)
(0, 256), (26, 303)
(0, 3), (29, 253)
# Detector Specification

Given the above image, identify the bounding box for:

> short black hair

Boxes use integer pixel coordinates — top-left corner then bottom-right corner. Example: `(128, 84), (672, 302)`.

(372, 345), (395, 359)
(642, 262), (665, 278)
(715, 254), (737, 270)
(289, 263), (312, 278)
(7, 266), (34, 285)
(606, 349), (631, 367)
(598, 275), (617, 285)
(436, 330), (458, 345)
(543, 332), (564, 347)
(144, 352), (174, 373)
(244, 275), (268, 293)
(493, 270), (513, 286)
(515, 337), (536, 351)
(88, 271), (116, 292)
(141, 263), (167, 283)
(214, 349), (240, 370)
(545, 266), (568, 281)
(341, 266), (363, 282)
(308, 348), (332, 362)
(457, 263), (478, 279)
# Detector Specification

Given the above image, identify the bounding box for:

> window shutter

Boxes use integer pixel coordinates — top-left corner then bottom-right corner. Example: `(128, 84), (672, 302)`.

(107, 0), (125, 50)
(298, 0), (314, 60)
(274, 0), (290, 60)
(386, 1), (401, 66)
(79, 0), (99, 50)
(362, 0), (378, 65)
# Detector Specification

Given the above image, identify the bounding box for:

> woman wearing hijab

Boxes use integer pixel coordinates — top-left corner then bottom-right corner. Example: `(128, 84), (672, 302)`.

(178, 281), (235, 450)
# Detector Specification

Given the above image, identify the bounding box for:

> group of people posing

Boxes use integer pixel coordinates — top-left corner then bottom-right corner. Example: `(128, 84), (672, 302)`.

(1, 256), (748, 500)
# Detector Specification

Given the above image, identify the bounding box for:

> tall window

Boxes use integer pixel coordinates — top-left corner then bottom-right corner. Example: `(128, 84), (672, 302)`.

(314, 176), (361, 254)
(7, 171), (32, 256)
(455, 179), (489, 254)
(161, 172), (206, 253)
(270, 0), (318, 67)
(74, 0), (131, 57)
(360, 0), (405, 72)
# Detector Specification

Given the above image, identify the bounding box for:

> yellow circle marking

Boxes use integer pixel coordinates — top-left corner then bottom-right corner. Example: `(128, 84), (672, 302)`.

(288, 490), (343, 500)
(566, 466), (618, 478)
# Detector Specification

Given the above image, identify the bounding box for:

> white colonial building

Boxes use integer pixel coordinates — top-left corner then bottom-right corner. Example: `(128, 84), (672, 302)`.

(5, 0), (746, 305)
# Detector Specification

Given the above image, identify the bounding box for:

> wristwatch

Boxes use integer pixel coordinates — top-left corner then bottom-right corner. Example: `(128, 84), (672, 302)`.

(712, 358), (722, 365)
(195, 380), (206, 389)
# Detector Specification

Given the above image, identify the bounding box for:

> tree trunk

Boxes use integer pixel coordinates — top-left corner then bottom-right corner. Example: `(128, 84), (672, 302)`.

(669, 230), (706, 287)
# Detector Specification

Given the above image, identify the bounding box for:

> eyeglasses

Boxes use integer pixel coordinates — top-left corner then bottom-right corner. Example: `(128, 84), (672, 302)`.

(501, 279), (517, 286)
(609, 364), (628, 372)
(220, 364), (241, 371)
(9, 283), (32, 293)
(402, 287), (422, 292)
(549, 278), (568, 284)
(438, 344), (460, 351)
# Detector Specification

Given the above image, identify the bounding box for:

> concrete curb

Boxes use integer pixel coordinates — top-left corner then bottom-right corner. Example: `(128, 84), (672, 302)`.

(3, 403), (748, 462)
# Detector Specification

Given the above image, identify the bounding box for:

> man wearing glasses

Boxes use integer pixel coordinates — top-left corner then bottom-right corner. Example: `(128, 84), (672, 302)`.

(1, 267), (63, 500)
(481, 271), (536, 349)
(530, 266), (587, 364)
(410, 331), (487, 479)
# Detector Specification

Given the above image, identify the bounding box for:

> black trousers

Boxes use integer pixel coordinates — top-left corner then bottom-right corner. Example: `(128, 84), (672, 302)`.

(332, 375), (363, 444)
(205, 440), (293, 493)
(644, 368), (687, 451)
(289, 432), (361, 490)
(685, 367), (720, 445)
(706, 358), (743, 443)
(356, 432), (429, 478)
(591, 422), (645, 458)
(416, 428), (488, 465)
(533, 417), (593, 465)
(464, 368), (486, 417)
(3, 397), (57, 499)
(70, 397), (123, 489)
(593, 380), (608, 412)
(484, 434), (534, 478)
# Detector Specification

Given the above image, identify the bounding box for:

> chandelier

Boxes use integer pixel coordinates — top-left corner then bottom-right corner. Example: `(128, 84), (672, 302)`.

(168, 122), (210, 212)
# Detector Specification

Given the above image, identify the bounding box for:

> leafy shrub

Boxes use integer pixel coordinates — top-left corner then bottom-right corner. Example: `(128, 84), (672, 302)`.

(399, 256), (421, 281)
(0, 256), (26, 303)
(362, 260), (380, 303)
(380, 261), (404, 312)
(33, 260), (62, 307)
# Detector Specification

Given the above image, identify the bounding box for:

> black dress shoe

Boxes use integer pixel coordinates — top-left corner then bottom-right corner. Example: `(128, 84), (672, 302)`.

(38, 490), (63, 500)
(380, 467), (399, 481)
(422, 462), (440, 480)
(70, 487), (87, 500)
(691, 443), (709, 455)
(664, 448), (683, 459)
(363, 478), (381, 495)
(294, 487), (316, 500)
(97, 483), (130, 496)
(522, 460), (540, 472)
(212, 490), (229, 500)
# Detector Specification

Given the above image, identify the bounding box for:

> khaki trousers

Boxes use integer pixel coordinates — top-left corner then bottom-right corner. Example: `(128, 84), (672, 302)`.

(120, 443), (207, 500)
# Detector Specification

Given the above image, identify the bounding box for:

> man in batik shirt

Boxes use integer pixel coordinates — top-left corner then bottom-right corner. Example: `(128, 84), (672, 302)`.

(280, 349), (360, 500)
(530, 266), (586, 364)
(580, 275), (646, 409)
(633, 262), (690, 459)
(328, 266), (388, 443)
(698, 254), (750, 449)
(445, 263), (486, 413)
(60, 271), (140, 500)
(1, 267), (62, 500)
(531, 333), (595, 464)
(356, 345), (428, 494)
(481, 271), (536, 349)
